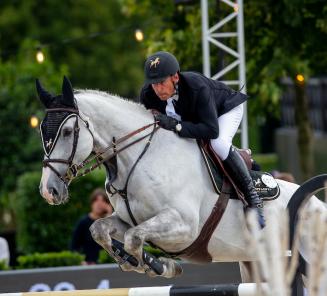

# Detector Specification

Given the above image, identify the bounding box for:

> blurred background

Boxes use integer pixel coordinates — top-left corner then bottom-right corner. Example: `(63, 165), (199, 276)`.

(0, 0), (326, 278)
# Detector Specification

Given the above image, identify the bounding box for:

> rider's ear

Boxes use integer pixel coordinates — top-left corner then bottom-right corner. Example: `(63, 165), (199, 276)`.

(36, 79), (53, 108)
(62, 76), (77, 109)
(171, 73), (179, 84)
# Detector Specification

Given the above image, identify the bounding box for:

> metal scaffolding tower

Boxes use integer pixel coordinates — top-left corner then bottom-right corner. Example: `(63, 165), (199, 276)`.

(201, 0), (248, 148)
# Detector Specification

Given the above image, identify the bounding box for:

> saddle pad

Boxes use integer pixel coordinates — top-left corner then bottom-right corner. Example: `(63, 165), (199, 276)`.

(248, 170), (280, 201)
(200, 143), (280, 201)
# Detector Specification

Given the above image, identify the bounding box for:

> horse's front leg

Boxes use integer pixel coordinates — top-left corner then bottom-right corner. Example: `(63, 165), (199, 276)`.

(124, 207), (193, 278)
(89, 214), (146, 273)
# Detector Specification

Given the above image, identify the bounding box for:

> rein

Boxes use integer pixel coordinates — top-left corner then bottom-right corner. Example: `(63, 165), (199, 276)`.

(74, 121), (159, 179)
(42, 107), (159, 186)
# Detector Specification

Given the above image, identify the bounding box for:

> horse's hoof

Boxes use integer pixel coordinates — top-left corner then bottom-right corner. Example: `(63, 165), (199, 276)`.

(119, 262), (134, 272)
(173, 261), (183, 277)
(145, 269), (159, 277)
(120, 261), (147, 274)
(159, 257), (183, 278)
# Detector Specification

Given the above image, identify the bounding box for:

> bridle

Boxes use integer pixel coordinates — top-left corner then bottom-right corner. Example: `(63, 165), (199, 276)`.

(42, 107), (159, 187)
(42, 108), (84, 185)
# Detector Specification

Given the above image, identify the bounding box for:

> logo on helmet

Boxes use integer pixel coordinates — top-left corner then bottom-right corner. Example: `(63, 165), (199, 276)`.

(150, 57), (160, 68)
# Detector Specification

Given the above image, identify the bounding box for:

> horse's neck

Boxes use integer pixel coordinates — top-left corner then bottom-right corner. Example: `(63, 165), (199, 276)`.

(76, 91), (153, 157)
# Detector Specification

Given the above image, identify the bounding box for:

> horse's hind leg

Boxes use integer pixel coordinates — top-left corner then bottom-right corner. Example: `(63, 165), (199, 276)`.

(240, 261), (269, 284)
(239, 261), (253, 282)
(123, 207), (193, 278)
(89, 214), (146, 273)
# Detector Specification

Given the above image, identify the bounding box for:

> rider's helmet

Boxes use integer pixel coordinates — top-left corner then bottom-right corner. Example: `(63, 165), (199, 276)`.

(144, 51), (180, 85)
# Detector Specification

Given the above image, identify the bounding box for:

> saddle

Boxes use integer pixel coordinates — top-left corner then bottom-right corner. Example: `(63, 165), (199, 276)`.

(199, 140), (280, 202)
(172, 140), (280, 263)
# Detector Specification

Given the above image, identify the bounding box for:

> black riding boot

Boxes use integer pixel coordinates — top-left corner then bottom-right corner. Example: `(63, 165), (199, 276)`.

(223, 146), (265, 228)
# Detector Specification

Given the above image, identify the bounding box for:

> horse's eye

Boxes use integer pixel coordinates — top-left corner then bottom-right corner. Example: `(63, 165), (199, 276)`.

(62, 128), (73, 137)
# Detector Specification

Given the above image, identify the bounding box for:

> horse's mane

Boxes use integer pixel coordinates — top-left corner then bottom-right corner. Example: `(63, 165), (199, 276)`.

(73, 89), (158, 144)
(75, 89), (148, 114)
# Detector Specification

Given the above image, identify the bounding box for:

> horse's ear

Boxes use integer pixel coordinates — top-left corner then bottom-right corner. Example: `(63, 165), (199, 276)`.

(36, 79), (53, 108)
(62, 76), (77, 109)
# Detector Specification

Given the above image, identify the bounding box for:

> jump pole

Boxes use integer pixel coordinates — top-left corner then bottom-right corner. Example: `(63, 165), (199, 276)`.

(0, 283), (268, 296)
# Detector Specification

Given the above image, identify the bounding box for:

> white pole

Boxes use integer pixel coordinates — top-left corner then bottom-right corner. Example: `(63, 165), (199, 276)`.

(237, 0), (249, 148)
(201, 0), (210, 77)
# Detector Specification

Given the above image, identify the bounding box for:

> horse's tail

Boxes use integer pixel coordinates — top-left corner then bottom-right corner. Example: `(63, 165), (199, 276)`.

(286, 174), (327, 296)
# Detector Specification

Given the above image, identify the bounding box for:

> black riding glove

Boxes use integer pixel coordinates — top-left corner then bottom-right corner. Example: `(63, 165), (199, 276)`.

(154, 114), (179, 132)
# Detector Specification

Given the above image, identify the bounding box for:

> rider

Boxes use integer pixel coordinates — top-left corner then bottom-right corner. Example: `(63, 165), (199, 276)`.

(139, 51), (265, 228)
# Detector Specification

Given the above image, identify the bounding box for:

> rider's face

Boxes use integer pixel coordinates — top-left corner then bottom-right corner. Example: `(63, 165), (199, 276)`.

(151, 73), (179, 100)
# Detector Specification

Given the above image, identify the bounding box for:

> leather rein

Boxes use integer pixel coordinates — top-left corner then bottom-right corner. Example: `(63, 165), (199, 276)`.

(42, 108), (159, 190)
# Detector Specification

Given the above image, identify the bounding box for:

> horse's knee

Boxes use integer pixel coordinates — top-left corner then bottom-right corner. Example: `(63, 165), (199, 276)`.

(89, 219), (113, 244)
(124, 229), (143, 253)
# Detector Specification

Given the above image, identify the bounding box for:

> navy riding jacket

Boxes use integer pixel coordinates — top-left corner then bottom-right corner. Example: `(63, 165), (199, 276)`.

(139, 71), (248, 140)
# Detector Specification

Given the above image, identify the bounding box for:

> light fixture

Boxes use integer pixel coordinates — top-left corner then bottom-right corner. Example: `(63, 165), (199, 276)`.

(296, 74), (305, 83)
(36, 48), (45, 63)
(30, 115), (39, 128)
(135, 29), (144, 42)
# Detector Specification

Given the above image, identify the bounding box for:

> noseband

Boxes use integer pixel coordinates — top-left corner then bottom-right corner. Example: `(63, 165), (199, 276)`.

(42, 108), (159, 186)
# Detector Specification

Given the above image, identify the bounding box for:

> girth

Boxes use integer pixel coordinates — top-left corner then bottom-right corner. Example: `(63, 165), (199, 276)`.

(165, 141), (234, 263)
(165, 141), (279, 263)
(169, 178), (231, 263)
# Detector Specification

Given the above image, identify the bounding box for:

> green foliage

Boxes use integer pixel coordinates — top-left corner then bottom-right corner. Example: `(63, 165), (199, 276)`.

(0, 0), (144, 97)
(16, 251), (84, 269)
(98, 250), (116, 264)
(244, 0), (327, 117)
(15, 247), (168, 268)
(0, 39), (68, 194)
(0, 0), (146, 198)
(0, 192), (16, 233)
(1, 0), (327, 256)
(124, 0), (327, 119)
(14, 169), (106, 254)
(122, 0), (203, 72)
(253, 154), (278, 172)
(0, 260), (10, 271)
(144, 245), (166, 258)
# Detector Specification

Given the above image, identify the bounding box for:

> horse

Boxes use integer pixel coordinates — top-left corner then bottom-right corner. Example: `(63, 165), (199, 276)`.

(37, 77), (326, 284)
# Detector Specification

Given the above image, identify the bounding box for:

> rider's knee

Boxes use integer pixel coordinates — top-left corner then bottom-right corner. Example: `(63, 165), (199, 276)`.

(210, 137), (231, 160)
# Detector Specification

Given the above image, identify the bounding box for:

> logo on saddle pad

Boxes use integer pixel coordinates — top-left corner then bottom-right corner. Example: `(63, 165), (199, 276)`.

(150, 57), (160, 68)
(261, 174), (278, 189)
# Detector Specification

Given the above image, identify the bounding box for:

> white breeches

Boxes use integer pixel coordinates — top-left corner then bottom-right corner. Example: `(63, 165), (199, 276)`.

(210, 103), (244, 160)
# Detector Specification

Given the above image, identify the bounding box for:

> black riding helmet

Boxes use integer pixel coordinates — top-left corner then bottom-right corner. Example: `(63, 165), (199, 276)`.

(144, 51), (180, 85)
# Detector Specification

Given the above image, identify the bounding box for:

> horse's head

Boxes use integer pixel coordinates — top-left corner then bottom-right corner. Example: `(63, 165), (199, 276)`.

(37, 76), (94, 205)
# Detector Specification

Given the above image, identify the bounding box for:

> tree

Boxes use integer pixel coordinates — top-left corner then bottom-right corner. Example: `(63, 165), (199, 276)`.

(0, 0), (147, 197)
(123, 0), (326, 177)
(0, 0), (145, 98)
(0, 39), (68, 194)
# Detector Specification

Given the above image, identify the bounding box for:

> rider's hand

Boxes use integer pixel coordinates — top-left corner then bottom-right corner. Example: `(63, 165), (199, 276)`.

(150, 109), (161, 116)
(154, 113), (179, 132)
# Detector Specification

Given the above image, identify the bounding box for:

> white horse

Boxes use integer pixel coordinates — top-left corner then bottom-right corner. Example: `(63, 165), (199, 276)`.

(38, 77), (326, 283)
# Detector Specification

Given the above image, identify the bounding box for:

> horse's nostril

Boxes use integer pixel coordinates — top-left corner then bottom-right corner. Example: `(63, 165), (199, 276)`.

(49, 187), (59, 198)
